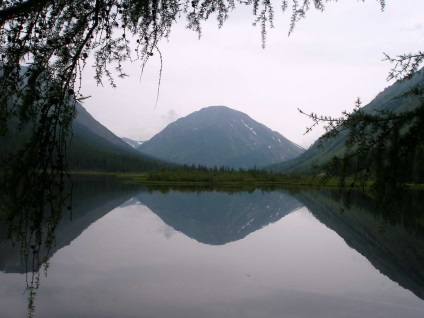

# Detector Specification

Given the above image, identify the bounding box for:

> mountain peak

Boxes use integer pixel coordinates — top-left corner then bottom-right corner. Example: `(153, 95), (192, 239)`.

(138, 106), (304, 168)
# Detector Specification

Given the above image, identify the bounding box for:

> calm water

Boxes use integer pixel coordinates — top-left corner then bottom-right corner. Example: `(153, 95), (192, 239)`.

(0, 180), (423, 317)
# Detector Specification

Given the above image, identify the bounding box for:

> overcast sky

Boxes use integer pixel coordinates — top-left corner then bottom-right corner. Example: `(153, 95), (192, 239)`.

(80, 0), (424, 148)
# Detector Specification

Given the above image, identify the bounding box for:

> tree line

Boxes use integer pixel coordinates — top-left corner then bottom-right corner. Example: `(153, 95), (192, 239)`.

(146, 164), (306, 184)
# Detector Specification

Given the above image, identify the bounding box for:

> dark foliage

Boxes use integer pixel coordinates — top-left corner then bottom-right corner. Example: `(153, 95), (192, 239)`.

(0, 0), (389, 224)
(301, 81), (424, 194)
(146, 163), (305, 184)
(0, 1), (387, 186)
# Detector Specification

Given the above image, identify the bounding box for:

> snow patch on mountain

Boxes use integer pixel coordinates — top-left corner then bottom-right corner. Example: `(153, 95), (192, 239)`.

(241, 119), (257, 135)
(122, 137), (144, 149)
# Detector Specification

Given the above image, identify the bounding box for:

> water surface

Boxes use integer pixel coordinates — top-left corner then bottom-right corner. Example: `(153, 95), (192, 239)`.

(0, 181), (423, 317)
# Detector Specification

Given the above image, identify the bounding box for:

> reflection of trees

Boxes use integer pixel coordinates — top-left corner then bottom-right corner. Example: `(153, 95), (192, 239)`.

(0, 175), (140, 317)
(295, 189), (424, 300)
(2, 180), (423, 316)
(0, 171), (71, 317)
(145, 184), (291, 194)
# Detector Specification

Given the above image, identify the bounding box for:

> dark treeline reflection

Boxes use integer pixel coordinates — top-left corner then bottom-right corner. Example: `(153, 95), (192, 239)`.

(0, 175), (140, 317)
(294, 190), (424, 301)
(0, 178), (423, 317)
(139, 186), (424, 300)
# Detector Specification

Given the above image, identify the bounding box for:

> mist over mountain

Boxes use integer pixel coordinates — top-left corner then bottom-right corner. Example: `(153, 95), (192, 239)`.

(138, 106), (304, 169)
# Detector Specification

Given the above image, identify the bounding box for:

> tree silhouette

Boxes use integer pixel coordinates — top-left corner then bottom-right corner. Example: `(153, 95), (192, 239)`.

(0, 0), (423, 196)
(300, 77), (424, 194)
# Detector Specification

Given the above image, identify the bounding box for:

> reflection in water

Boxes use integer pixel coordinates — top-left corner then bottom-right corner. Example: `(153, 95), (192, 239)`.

(295, 190), (424, 301)
(136, 189), (303, 245)
(0, 181), (423, 317)
(137, 187), (424, 301)
(0, 175), (140, 317)
(0, 170), (72, 317)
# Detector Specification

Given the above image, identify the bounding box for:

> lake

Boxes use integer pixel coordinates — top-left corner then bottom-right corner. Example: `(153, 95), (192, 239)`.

(0, 177), (423, 317)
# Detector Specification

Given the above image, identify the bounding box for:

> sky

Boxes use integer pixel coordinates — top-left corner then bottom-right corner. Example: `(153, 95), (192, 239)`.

(80, 0), (424, 148)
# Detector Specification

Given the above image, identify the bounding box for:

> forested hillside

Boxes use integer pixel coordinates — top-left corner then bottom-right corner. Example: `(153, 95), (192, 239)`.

(0, 102), (172, 173)
(67, 103), (171, 172)
(269, 70), (424, 184)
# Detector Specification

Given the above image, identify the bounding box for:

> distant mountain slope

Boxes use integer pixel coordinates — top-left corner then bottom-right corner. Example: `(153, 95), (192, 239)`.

(0, 102), (171, 172)
(0, 64), (170, 172)
(74, 102), (131, 149)
(269, 70), (424, 173)
(67, 103), (171, 172)
(138, 106), (304, 169)
(122, 137), (144, 148)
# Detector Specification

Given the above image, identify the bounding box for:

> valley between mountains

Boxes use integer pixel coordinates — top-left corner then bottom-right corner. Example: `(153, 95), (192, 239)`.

(2, 70), (423, 181)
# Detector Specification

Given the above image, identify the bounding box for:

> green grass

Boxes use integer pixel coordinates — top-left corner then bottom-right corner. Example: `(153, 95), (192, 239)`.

(103, 171), (349, 189)
(68, 170), (424, 190)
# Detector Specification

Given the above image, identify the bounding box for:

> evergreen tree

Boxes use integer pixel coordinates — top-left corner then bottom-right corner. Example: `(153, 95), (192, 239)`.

(301, 84), (424, 193)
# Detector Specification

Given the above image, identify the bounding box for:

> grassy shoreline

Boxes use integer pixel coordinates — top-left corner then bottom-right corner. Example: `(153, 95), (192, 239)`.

(68, 170), (424, 190)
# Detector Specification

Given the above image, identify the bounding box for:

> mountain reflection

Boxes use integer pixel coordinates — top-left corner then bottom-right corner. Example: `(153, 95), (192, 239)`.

(294, 190), (424, 301)
(0, 175), (140, 317)
(136, 188), (303, 245)
(1, 180), (423, 318)
(0, 175), (140, 273)
(136, 187), (424, 300)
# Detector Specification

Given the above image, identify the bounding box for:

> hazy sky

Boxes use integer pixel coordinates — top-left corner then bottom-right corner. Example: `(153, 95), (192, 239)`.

(80, 0), (424, 148)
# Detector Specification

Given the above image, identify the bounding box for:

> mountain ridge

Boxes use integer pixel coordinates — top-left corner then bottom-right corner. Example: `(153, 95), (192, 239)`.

(0, 99), (171, 172)
(67, 102), (172, 172)
(268, 70), (424, 173)
(138, 105), (304, 169)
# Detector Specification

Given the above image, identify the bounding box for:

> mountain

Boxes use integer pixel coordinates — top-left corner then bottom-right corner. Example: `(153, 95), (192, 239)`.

(67, 103), (173, 172)
(0, 101), (171, 172)
(137, 106), (305, 169)
(74, 102), (132, 148)
(269, 70), (424, 173)
(122, 137), (144, 148)
(0, 63), (170, 172)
